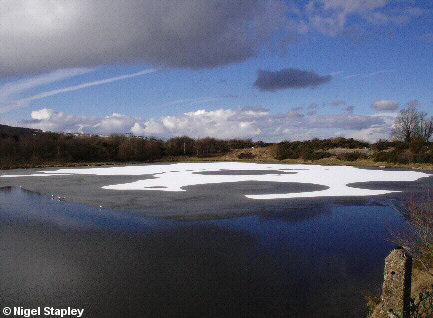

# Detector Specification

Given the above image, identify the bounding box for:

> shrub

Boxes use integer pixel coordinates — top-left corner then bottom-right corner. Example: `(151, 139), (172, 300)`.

(194, 137), (229, 157)
(237, 152), (255, 159)
(301, 149), (332, 161)
(165, 136), (195, 156)
(254, 140), (268, 148)
(311, 137), (369, 150)
(274, 141), (301, 160)
(372, 139), (394, 151)
(373, 151), (392, 162)
(227, 139), (254, 149)
(395, 142), (410, 151)
(410, 139), (427, 154)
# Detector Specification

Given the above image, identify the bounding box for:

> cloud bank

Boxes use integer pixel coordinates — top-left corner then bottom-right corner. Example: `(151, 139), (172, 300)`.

(254, 68), (332, 91)
(20, 107), (396, 142)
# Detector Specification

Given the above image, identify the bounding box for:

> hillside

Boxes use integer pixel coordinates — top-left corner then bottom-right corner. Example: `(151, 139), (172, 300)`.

(0, 124), (41, 136)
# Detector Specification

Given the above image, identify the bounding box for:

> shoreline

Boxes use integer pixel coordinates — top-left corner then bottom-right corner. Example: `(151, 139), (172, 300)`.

(2, 156), (433, 172)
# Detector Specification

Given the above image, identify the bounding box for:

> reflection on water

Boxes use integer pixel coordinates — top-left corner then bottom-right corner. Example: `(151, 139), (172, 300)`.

(0, 187), (404, 317)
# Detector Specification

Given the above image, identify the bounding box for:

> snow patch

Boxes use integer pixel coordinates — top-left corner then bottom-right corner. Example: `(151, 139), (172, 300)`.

(1, 162), (429, 200)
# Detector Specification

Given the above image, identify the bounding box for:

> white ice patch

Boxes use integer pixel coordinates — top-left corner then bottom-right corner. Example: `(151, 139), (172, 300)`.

(1, 162), (429, 200)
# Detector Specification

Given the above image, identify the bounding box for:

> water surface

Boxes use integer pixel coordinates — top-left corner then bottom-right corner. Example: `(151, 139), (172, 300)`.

(0, 187), (405, 317)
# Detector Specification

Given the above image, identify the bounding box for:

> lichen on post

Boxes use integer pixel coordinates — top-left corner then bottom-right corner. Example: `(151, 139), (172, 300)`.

(376, 248), (412, 318)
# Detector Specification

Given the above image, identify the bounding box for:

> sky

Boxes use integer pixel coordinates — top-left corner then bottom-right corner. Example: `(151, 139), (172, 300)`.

(0, 0), (432, 142)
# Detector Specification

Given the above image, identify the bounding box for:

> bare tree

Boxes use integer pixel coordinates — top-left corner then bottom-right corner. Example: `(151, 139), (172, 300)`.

(392, 104), (433, 142)
(419, 115), (433, 142)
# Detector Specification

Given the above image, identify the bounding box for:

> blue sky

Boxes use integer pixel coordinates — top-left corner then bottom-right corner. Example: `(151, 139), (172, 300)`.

(0, 0), (432, 141)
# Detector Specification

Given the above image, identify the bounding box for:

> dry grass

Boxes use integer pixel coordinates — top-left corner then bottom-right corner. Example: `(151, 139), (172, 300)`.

(327, 147), (373, 156)
(411, 268), (433, 296)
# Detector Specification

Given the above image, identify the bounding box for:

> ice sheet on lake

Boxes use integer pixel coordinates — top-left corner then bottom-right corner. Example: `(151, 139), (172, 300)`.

(1, 162), (429, 200)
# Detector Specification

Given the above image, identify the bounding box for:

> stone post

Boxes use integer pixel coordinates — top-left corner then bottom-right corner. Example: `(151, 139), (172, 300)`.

(377, 248), (412, 317)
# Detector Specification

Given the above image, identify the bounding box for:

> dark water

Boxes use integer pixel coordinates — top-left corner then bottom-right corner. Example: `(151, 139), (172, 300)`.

(0, 187), (404, 317)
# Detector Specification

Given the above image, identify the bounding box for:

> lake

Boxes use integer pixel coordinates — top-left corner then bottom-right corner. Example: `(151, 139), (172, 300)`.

(0, 163), (432, 317)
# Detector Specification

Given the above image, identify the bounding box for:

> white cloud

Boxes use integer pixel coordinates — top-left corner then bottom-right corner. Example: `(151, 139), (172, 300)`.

(19, 107), (398, 142)
(132, 109), (262, 139)
(24, 108), (136, 135)
(31, 108), (53, 120)
(93, 113), (136, 135)
(371, 99), (399, 111)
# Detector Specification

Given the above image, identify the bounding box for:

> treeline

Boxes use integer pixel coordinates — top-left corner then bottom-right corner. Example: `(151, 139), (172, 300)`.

(0, 130), (267, 169)
(2, 124), (433, 169)
(164, 136), (263, 157)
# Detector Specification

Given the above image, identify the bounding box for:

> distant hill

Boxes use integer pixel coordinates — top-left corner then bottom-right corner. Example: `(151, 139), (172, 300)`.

(0, 124), (42, 136)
